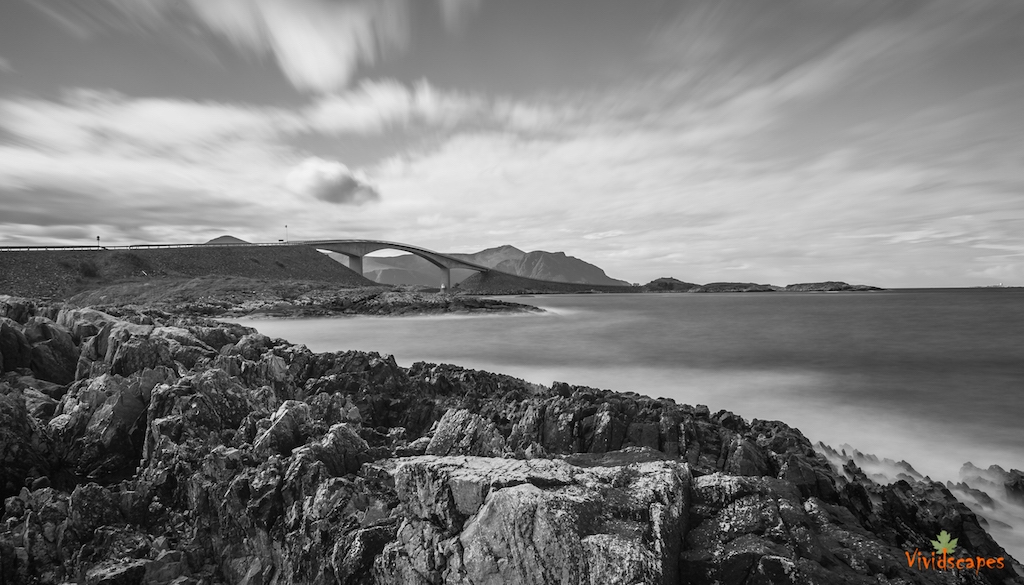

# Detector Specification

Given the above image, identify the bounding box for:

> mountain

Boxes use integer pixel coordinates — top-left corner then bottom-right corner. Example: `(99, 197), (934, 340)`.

(448, 245), (526, 267)
(327, 245), (628, 287)
(494, 251), (629, 286)
(204, 235), (250, 245)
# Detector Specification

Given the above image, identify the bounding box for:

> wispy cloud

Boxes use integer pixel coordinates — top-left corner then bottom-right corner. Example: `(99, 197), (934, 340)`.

(28, 0), (485, 93)
(306, 79), (487, 134)
(0, 56), (13, 73)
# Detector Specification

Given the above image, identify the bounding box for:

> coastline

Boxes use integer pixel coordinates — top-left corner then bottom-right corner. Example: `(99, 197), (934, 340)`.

(1, 293), (1022, 583)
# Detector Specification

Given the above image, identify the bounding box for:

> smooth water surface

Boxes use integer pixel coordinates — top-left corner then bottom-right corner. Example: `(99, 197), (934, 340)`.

(234, 289), (1023, 482)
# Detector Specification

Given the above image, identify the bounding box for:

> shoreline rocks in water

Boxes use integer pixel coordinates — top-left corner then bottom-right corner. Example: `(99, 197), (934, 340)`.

(1, 294), (1022, 584)
(55, 283), (544, 318)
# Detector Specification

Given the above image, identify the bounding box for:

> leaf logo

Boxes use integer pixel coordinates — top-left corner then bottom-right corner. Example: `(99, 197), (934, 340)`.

(931, 530), (958, 555)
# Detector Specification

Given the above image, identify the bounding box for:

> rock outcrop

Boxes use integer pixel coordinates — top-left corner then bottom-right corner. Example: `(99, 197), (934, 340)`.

(0, 297), (1021, 584)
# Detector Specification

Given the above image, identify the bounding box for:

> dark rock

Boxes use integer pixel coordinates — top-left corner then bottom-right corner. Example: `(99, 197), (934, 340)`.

(0, 392), (52, 501)
(0, 319), (32, 373)
(0, 296), (34, 324)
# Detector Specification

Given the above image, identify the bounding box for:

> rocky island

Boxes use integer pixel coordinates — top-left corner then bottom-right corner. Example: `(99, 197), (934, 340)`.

(1, 293), (1021, 585)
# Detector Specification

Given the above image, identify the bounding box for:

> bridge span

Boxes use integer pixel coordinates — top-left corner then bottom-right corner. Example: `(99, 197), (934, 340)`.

(295, 239), (490, 290)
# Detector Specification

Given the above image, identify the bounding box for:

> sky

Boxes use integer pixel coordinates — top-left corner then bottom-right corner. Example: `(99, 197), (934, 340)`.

(1, 0), (1023, 287)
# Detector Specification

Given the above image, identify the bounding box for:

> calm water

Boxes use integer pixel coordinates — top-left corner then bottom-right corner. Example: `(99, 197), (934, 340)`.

(234, 289), (1023, 482)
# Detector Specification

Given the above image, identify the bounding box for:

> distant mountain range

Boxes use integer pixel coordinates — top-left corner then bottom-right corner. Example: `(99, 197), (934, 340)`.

(328, 245), (630, 287)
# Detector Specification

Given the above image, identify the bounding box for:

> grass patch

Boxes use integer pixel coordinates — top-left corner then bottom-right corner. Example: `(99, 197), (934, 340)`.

(78, 260), (100, 278)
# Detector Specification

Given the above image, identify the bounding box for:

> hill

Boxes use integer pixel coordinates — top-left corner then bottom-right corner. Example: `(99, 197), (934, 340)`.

(204, 235), (250, 245)
(689, 282), (780, 293)
(0, 245), (373, 299)
(641, 277), (699, 292)
(784, 281), (884, 292)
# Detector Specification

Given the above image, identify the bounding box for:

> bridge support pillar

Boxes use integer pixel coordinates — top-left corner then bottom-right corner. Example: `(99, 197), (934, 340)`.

(347, 255), (363, 275)
(440, 267), (451, 293)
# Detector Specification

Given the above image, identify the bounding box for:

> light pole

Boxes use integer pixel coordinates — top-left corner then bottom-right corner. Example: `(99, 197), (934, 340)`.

(285, 225), (288, 243)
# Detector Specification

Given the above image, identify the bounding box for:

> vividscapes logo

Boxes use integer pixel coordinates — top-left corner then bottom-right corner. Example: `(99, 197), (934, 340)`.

(905, 531), (1006, 574)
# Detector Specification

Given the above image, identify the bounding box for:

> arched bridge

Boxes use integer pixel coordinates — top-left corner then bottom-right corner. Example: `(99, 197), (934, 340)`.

(294, 239), (491, 290)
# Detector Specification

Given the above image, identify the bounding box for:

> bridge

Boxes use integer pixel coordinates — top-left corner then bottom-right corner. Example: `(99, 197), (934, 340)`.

(0, 238), (491, 290)
(295, 239), (491, 290)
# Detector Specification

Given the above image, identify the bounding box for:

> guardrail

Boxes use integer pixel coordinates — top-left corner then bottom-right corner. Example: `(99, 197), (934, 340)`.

(0, 242), (293, 252)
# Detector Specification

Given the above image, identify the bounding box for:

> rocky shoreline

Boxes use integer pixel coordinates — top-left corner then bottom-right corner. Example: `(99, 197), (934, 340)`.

(62, 281), (542, 319)
(1, 294), (1022, 584)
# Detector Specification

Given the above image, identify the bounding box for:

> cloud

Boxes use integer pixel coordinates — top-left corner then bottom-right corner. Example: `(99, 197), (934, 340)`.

(0, 90), (304, 153)
(30, 0), (411, 93)
(306, 79), (486, 133)
(30, 0), (482, 93)
(583, 230), (625, 240)
(186, 0), (410, 93)
(0, 56), (13, 73)
(285, 157), (380, 205)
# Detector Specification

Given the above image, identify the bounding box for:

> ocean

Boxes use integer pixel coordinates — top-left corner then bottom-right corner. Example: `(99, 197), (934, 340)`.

(233, 288), (1024, 485)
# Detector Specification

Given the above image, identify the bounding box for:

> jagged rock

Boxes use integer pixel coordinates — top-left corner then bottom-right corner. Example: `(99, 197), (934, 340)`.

(253, 400), (313, 456)
(110, 335), (174, 378)
(309, 423), (369, 476)
(234, 333), (275, 361)
(56, 307), (117, 344)
(50, 369), (175, 482)
(24, 317), (80, 384)
(0, 393), (52, 500)
(0, 318), (32, 373)
(84, 558), (149, 584)
(145, 368), (258, 458)
(376, 455), (689, 584)
(425, 408), (506, 457)
(0, 296), (34, 324)
(69, 483), (122, 535)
